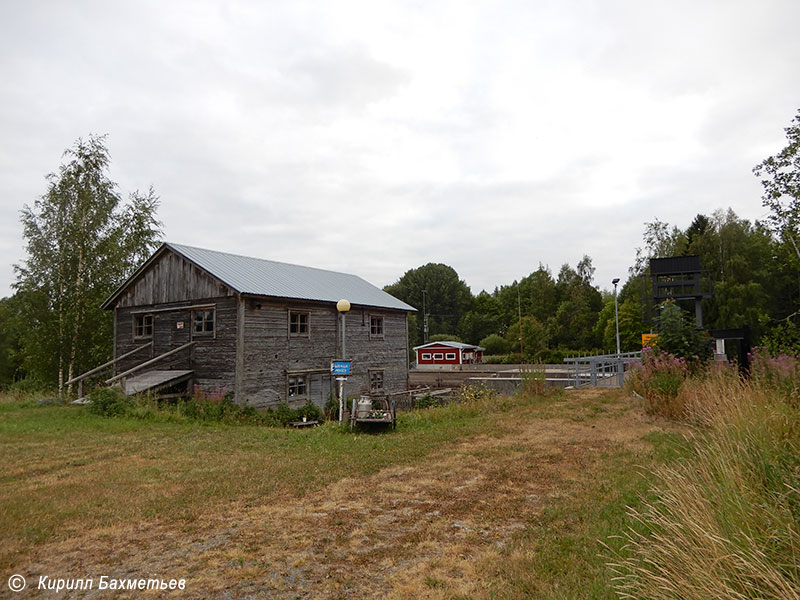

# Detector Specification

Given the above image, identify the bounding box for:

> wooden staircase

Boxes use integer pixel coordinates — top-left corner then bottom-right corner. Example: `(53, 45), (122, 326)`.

(66, 341), (196, 402)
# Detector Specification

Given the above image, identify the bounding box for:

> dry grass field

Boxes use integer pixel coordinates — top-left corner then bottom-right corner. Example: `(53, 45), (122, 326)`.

(0, 388), (684, 599)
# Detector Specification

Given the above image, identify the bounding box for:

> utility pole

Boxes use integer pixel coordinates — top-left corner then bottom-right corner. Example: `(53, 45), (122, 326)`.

(422, 289), (429, 344)
(517, 281), (524, 356)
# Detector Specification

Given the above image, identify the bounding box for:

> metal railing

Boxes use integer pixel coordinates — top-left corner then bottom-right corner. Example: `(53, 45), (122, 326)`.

(563, 351), (642, 388)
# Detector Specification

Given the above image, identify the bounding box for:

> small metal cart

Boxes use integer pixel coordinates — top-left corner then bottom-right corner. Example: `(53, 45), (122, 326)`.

(349, 395), (397, 429)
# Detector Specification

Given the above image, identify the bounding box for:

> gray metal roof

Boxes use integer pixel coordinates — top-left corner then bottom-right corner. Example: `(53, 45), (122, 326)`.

(168, 243), (414, 311)
(413, 341), (485, 351)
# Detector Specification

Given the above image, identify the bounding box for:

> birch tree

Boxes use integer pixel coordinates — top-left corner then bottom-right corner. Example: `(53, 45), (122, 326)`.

(14, 135), (162, 393)
(754, 108), (800, 259)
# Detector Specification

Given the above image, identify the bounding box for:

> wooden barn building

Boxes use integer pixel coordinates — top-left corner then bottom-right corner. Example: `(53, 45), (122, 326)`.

(413, 341), (484, 367)
(101, 243), (415, 409)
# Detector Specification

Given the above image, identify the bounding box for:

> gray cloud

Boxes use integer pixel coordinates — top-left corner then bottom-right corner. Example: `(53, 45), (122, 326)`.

(1, 1), (799, 300)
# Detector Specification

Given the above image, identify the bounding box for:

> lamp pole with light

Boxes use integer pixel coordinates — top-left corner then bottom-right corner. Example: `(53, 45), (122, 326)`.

(612, 278), (621, 356)
(612, 278), (622, 386)
(336, 299), (350, 422)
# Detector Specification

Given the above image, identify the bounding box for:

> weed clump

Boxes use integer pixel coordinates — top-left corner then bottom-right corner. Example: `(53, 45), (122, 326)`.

(750, 345), (800, 402)
(87, 387), (133, 417)
(626, 347), (690, 418)
(412, 392), (439, 409)
(85, 385), (323, 427)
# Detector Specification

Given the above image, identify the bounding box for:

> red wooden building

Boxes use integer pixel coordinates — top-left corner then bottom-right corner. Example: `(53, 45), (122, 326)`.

(414, 341), (484, 366)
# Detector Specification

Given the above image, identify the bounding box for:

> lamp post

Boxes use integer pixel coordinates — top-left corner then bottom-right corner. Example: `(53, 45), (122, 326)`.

(612, 278), (622, 386)
(612, 278), (621, 356)
(336, 299), (350, 422)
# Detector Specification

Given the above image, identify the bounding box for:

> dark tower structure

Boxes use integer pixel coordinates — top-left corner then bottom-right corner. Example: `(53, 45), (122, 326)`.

(649, 256), (711, 327)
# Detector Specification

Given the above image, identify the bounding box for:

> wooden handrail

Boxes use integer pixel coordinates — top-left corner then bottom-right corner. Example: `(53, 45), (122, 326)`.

(65, 342), (153, 386)
(105, 341), (196, 385)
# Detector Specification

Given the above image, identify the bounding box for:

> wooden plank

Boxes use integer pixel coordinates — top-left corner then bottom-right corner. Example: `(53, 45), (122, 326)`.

(65, 342), (153, 386)
(130, 302), (216, 315)
(123, 370), (194, 395)
(106, 341), (196, 384)
(235, 295), (244, 401)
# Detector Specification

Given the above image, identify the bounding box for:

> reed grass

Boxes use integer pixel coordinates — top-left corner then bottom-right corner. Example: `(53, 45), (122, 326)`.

(612, 361), (800, 599)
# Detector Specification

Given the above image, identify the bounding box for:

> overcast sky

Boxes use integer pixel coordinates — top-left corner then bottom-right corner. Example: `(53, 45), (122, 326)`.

(2, 0), (799, 299)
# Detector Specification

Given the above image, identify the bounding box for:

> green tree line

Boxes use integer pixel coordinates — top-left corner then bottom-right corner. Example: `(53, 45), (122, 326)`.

(386, 202), (798, 362)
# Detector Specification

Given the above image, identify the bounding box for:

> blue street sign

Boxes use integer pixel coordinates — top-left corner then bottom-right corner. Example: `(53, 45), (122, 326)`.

(331, 360), (351, 376)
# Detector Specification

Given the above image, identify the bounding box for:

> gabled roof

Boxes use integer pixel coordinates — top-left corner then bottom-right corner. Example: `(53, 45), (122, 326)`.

(413, 341), (485, 352)
(102, 242), (415, 312)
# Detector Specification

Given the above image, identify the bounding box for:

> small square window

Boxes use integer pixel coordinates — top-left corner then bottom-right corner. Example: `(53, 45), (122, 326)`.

(134, 314), (153, 338)
(288, 374), (307, 398)
(193, 309), (215, 335)
(421, 353), (432, 360)
(370, 370), (384, 393)
(289, 311), (309, 336)
(370, 316), (384, 338)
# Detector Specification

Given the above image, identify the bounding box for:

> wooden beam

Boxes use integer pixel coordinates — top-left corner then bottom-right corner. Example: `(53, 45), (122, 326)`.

(130, 303), (216, 315)
(234, 295), (245, 403)
(105, 341), (195, 385)
(65, 342), (153, 386)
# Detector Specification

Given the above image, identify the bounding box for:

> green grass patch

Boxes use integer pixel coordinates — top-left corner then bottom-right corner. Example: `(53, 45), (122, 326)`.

(0, 389), (537, 569)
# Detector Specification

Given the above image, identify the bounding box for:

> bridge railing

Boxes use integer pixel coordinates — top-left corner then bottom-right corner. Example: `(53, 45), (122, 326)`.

(563, 351), (642, 388)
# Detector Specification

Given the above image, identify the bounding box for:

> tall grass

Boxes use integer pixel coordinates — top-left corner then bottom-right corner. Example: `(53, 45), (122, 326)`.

(626, 348), (690, 419)
(612, 354), (800, 599)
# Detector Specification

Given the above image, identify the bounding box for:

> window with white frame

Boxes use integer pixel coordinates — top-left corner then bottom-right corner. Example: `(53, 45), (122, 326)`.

(445, 352), (456, 360)
(421, 353), (432, 360)
(433, 353), (443, 360)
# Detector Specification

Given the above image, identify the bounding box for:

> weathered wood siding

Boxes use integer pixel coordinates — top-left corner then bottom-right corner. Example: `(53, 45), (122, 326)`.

(115, 249), (235, 308)
(109, 247), (409, 406)
(114, 296), (238, 393)
(240, 299), (408, 409)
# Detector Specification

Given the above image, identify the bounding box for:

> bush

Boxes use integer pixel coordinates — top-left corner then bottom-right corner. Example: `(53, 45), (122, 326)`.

(479, 333), (510, 356)
(627, 347), (689, 418)
(456, 381), (497, 404)
(483, 353), (526, 364)
(7, 377), (51, 395)
(87, 386), (133, 417)
(413, 392), (439, 409)
(429, 333), (463, 343)
(760, 321), (800, 356)
(533, 348), (567, 364)
(749, 346), (800, 401)
(267, 400), (323, 426)
(84, 384), (326, 427)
